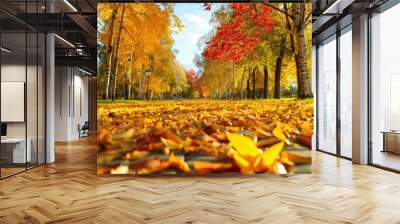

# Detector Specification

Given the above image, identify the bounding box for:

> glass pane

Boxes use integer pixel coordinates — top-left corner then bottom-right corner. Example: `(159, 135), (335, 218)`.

(318, 36), (337, 154)
(0, 0), (46, 178)
(1, 31), (27, 177)
(38, 33), (45, 165)
(371, 4), (400, 171)
(27, 31), (38, 169)
(340, 29), (352, 158)
(312, 45), (317, 150)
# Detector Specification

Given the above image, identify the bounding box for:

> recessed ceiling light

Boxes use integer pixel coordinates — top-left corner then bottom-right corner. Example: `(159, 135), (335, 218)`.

(78, 67), (92, 76)
(63, 0), (78, 12)
(322, 0), (354, 15)
(1, 47), (11, 53)
(54, 34), (75, 48)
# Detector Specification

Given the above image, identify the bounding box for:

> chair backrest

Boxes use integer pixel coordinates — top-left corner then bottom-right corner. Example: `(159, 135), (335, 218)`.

(82, 121), (90, 129)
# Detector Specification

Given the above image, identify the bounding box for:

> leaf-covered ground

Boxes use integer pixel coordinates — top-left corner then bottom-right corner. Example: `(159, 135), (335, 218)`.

(97, 99), (313, 175)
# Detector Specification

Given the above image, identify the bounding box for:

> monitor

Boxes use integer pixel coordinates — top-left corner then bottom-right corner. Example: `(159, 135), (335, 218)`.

(1, 123), (7, 137)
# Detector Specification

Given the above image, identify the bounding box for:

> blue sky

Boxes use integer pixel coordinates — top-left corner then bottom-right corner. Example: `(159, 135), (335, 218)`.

(172, 4), (223, 72)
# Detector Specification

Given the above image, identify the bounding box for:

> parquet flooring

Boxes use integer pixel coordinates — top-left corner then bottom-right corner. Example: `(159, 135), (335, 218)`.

(0, 136), (399, 224)
(0, 167), (26, 178)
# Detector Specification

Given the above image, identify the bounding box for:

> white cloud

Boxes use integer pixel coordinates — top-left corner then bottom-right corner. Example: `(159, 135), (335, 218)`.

(183, 14), (210, 31)
(186, 32), (201, 45)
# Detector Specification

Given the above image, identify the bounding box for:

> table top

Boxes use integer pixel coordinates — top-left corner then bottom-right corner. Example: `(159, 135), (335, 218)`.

(1, 138), (30, 143)
(381, 131), (400, 134)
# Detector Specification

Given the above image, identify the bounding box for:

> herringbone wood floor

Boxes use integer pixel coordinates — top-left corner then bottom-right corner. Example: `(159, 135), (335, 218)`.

(0, 136), (399, 224)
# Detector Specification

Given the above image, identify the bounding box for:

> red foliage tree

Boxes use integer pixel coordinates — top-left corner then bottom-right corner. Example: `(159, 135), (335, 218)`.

(186, 69), (198, 85)
(186, 69), (204, 97)
(203, 3), (274, 62)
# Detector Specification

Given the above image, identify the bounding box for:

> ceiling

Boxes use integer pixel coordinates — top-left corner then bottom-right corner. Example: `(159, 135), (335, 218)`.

(0, 0), (97, 75)
(312, 0), (390, 43)
(2, 0), (394, 74)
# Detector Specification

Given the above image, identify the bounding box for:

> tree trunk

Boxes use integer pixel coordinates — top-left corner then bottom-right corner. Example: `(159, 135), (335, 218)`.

(246, 74), (250, 99)
(126, 45), (134, 100)
(112, 49), (120, 100)
(146, 75), (150, 100)
(252, 66), (257, 99)
(263, 65), (268, 99)
(106, 44), (115, 100)
(274, 57), (282, 99)
(240, 67), (246, 99)
(293, 4), (312, 98)
(274, 37), (286, 99)
(105, 4), (119, 100)
(295, 31), (312, 98)
(138, 64), (144, 100)
(113, 68), (118, 100)
(123, 68), (127, 99)
(138, 71), (142, 100)
(232, 62), (235, 99)
(111, 4), (126, 101)
(128, 73), (132, 100)
(284, 4), (295, 55)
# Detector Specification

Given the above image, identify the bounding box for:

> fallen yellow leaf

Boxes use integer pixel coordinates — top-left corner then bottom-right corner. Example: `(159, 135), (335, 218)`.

(98, 100), (314, 175)
(161, 137), (181, 149)
(192, 161), (233, 170)
(262, 141), (285, 167)
(272, 125), (287, 142)
(232, 151), (250, 168)
(226, 132), (262, 157)
(281, 151), (311, 164)
(110, 165), (129, 174)
(144, 118), (152, 124)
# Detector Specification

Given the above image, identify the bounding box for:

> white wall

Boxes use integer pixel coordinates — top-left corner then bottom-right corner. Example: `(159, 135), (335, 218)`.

(55, 66), (70, 141)
(1, 65), (29, 138)
(1, 63), (46, 164)
(55, 67), (89, 141)
(1, 65), (26, 141)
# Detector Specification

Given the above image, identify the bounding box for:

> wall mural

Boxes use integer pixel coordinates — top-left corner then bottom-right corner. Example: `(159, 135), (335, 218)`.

(97, 2), (313, 175)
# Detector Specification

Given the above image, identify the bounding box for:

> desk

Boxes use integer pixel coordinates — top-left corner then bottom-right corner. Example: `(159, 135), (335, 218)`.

(382, 131), (400, 154)
(1, 138), (31, 163)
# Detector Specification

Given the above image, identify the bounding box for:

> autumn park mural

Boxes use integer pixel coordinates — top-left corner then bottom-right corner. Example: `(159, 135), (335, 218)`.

(97, 3), (313, 175)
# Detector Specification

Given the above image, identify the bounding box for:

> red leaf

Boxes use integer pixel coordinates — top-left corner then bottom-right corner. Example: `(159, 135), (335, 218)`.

(202, 4), (274, 62)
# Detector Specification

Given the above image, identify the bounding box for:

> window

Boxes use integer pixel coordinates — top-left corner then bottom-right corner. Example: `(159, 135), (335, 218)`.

(317, 35), (337, 154)
(0, 1), (47, 179)
(339, 27), (352, 158)
(370, 3), (400, 171)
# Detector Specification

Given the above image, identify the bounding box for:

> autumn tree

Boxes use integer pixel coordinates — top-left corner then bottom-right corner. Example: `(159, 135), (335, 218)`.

(98, 3), (187, 100)
(185, 69), (200, 98)
(201, 3), (311, 99)
(202, 3), (274, 99)
(259, 6), (291, 99)
(98, 3), (119, 99)
(98, 3), (311, 100)
(265, 3), (313, 98)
